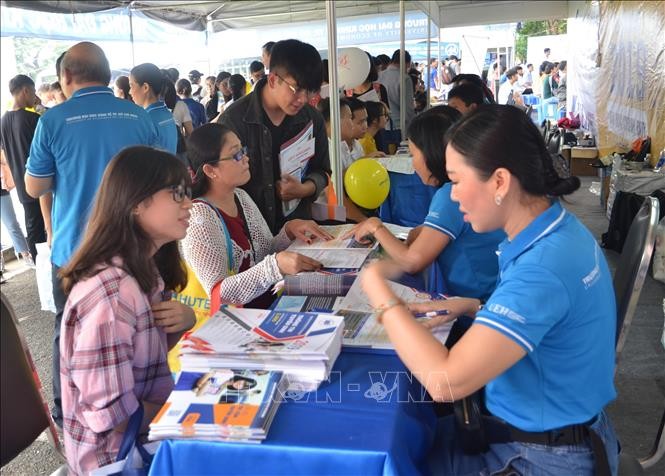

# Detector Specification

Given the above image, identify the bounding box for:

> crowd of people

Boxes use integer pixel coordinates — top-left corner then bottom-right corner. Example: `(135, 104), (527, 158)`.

(0, 38), (616, 476)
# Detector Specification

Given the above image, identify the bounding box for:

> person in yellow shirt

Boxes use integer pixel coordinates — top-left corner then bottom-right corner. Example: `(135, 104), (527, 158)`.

(359, 101), (388, 157)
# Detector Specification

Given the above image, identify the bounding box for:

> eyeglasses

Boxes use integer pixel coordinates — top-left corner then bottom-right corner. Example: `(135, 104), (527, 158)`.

(274, 73), (317, 99)
(169, 183), (192, 203)
(218, 146), (248, 163)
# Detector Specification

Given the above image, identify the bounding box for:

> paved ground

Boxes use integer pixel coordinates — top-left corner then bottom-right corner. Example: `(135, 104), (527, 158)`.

(1, 176), (663, 475)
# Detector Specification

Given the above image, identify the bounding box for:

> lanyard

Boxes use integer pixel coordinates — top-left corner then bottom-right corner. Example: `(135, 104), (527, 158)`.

(193, 198), (234, 273)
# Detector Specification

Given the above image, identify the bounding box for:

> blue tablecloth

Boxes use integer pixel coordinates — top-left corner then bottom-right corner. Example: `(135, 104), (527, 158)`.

(149, 352), (437, 476)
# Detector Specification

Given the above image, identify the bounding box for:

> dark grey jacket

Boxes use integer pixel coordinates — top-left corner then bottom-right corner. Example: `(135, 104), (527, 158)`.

(219, 78), (330, 233)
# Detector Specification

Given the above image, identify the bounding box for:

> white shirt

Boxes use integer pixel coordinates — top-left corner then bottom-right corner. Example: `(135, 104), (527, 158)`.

(340, 139), (364, 171)
(172, 100), (192, 127)
(498, 80), (516, 104)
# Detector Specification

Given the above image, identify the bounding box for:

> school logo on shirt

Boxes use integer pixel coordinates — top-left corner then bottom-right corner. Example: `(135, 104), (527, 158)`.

(487, 303), (526, 324)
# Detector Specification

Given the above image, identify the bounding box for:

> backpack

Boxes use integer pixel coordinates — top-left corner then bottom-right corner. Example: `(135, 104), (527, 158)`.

(441, 65), (456, 85)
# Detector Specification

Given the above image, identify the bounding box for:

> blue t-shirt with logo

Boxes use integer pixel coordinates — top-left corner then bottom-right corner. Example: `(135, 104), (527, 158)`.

(423, 183), (504, 300)
(146, 101), (177, 154)
(26, 86), (158, 266)
(475, 201), (616, 431)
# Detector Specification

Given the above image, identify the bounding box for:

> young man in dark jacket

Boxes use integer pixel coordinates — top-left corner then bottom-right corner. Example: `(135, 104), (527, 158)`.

(220, 39), (330, 234)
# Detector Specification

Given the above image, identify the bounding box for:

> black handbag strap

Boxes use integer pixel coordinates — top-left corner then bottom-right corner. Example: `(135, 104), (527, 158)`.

(116, 404), (144, 462)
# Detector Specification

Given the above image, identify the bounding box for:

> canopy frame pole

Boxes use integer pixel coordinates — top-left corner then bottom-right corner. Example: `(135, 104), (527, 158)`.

(325, 0), (344, 207)
(399, 0), (406, 141)
(128, 2), (136, 66)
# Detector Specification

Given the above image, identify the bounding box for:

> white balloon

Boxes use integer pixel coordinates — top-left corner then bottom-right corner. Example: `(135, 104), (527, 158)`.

(337, 47), (370, 89)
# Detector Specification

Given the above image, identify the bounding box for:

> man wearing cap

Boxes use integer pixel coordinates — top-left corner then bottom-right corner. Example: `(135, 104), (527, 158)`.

(189, 70), (203, 102)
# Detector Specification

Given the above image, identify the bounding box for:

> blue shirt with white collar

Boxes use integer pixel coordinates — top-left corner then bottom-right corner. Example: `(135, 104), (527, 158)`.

(27, 86), (158, 266)
(424, 183), (505, 300)
(475, 201), (616, 432)
(145, 101), (177, 154)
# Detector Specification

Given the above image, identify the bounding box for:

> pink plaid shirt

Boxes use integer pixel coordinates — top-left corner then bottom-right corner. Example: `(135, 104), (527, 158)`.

(60, 262), (173, 475)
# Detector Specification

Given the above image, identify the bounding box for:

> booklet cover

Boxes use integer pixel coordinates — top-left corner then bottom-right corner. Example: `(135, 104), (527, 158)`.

(149, 369), (285, 442)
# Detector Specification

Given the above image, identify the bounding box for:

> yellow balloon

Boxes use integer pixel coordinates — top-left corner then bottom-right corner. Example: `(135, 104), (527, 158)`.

(344, 158), (390, 209)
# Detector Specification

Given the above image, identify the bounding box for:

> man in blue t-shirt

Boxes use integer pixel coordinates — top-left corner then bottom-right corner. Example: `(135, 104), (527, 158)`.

(25, 41), (158, 427)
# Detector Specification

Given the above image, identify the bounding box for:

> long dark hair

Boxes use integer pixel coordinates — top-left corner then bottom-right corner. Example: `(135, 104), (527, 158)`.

(407, 112), (457, 185)
(60, 147), (190, 294)
(445, 105), (580, 196)
(187, 123), (235, 198)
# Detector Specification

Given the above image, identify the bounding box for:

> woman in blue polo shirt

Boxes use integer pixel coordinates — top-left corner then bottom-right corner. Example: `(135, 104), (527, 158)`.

(129, 63), (178, 154)
(361, 105), (618, 475)
(346, 109), (505, 301)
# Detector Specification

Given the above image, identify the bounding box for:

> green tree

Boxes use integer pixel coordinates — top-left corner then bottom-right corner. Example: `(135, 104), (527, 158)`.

(13, 37), (71, 84)
(515, 19), (567, 63)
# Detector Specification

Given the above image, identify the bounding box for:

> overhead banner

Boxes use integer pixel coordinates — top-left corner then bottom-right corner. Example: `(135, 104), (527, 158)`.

(595, 1), (665, 157)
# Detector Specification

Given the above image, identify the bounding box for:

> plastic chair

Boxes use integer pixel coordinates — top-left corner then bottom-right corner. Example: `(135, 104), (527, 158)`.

(537, 97), (559, 123)
(614, 196), (660, 361)
(0, 292), (65, 470)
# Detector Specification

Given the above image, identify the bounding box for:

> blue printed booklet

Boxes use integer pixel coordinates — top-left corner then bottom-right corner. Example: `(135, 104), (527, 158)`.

(149, 369), (286, 443)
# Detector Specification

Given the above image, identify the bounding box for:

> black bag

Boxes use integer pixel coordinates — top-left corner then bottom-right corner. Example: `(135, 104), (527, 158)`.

(453, 391), (489, 454)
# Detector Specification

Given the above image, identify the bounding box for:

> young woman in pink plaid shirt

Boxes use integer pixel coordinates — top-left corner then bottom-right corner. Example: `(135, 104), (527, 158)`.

(59, 147), (196, 475)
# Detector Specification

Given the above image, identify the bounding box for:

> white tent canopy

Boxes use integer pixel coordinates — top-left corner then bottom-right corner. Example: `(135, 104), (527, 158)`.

(3, 1), (570, 32)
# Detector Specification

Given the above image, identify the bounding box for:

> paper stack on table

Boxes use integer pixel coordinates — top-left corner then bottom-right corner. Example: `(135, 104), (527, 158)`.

(149, 369), (286, 443)
(179, 307), (344, 392)
(337, 278), (452, 350)
(286, 224), (378, 269)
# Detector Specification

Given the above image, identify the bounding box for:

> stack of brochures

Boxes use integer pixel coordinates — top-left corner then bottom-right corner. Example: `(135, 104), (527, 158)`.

(149, 369), (286, 443)
(286, 224), (378, 269)
(336, 278), (453, 351)
(179, 307), (344, 392)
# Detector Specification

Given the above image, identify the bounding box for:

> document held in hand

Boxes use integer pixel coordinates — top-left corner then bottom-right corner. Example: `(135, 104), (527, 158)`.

(280, 120), (315, 216)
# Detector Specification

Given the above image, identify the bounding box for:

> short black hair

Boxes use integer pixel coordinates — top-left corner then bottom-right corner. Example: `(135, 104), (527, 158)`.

(316, 97), (350, 123)
(559, 60), (567, 71)
(216, 71), (231, 83)
(55, 51), (66, 80)
(346, 97), (366, 117)
(544, 48), (551, 53)
(407, 112), (456, 185)
(249, 61), (264, 74)
(364, 101), (386, 126)
(363, 52), (378, 83)
(447, 83), (484, 107)
(448, 55), (459, 61)
(506, 67), (519, 79)
(527, 63), (533, 68)
(376, 54), (391, 67)
(390, 49), (411, 65)
(269, 39), (322, 92)
(262, 41), (275, 53)
(419, 105), (462, 124)
(9, 74), (34, 95)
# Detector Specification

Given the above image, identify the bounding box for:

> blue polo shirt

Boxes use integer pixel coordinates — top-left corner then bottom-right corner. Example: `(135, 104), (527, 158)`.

(475, 201), (616, 431)
(146, 101), (177, 153)
(423, 183), (504, 300)
(26, 86), (158, 267)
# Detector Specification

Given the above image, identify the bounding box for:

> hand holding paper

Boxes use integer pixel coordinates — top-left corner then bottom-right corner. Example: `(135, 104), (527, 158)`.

(276, 174), (315, 201)
(284, 219), (335, 243)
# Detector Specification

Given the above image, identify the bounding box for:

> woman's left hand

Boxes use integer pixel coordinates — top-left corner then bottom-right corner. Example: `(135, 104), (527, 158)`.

(284, 219), (334, 243)
(152, 300), (195, 334)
